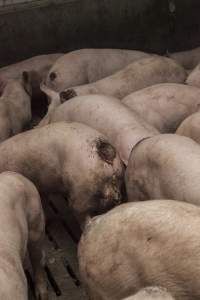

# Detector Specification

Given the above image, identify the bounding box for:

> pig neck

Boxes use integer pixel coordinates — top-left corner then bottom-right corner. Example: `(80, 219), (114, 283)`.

(115, 125), (157, 165)
(39, 90), (61, 126)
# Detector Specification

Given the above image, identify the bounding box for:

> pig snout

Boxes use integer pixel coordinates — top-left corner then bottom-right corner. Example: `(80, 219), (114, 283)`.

(96, 138), (117, 164)
(96, 139), (126, 209)
(103, 182), (122, 206)
(93, 176), (126, 216)
(60, 89), (77, 102)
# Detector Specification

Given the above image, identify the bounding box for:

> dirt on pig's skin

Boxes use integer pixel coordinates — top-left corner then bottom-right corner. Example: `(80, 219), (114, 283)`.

(0, 122), (125, 226)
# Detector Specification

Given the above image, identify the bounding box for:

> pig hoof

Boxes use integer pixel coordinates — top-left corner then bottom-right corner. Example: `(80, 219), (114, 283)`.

(60, 89), (77, 102)
(49, 72), (57, 81)
(35, 284), (48, 300)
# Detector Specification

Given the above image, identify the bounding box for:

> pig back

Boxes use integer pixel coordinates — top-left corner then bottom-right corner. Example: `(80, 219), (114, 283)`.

(122, 83), (200, 133)
(79, 200), (200, 300)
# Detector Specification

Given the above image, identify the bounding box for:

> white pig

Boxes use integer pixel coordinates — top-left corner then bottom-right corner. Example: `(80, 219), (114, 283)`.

(176, 111), (200, 143)
(0, 171), (46, 300)
(0, 53), (63, 117)
(45, 48), (151, 92)
(38, 94), (159, 165)
(0, 122), (124, 225)
(0, 53), (63, 96)
(0, 72), (32, 142)
(122, 83), (200, 133)
(125, 134), (200, 206)
(60, 56), (186, 100)
(169, 46), (200, 70)
(123, 287), (175, 300)
(78, 200), (200, 300)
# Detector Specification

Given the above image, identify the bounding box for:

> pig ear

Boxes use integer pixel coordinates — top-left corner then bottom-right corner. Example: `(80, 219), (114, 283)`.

(96, 139), (116, 164)
(60, 89), (77, 103)
(22, 71), (32, 96)
(22, 71), (29, 83)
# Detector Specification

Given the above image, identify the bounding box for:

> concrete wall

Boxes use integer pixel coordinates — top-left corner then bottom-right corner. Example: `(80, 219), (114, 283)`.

(0, 0), (200, 67)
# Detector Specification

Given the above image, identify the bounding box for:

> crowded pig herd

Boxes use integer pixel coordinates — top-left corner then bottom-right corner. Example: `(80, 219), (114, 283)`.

(1, 47), (200, 300)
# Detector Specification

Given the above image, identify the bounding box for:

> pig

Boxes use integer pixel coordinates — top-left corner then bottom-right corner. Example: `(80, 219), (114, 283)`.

(0, 53), (63, 116)
(125, 134), (200, 206)
(176, 111), (200, 143)
(0, 171), (46, 300)
(0, 72), (32, 142)
(122, 287), (175, 300)
(186, 62), (200, 88)
(60, 56), (186, 100)
(45, 48), (151, 92)
(169, 46), (200, 70)
(78, 200), (200, 300)
(122, 83), (200, 133)
(38, 93), (159, 166)
(0, 53), (63, 95)
(0, 122), (124, 225)
(38, 83), (62, 127)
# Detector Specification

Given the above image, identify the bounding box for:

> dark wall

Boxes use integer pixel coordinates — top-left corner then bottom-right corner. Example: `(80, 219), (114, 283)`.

(0, 0), (200, 67)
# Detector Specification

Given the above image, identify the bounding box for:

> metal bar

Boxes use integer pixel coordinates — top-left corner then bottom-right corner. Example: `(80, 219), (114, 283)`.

(0, 0), (79, 15)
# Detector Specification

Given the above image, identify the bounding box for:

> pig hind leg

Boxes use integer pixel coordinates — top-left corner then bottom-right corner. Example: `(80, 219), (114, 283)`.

(28, 204), (47, 300)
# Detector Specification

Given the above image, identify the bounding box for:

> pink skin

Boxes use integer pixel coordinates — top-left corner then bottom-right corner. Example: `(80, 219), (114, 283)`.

(169, 46), (200, 70)
(61, 56), (186, 100)
(125, 134), (200, 207)
(186, 62), (200, 88)
(122, 287), (175, 300)
(79, 200), (200, 300)
(176, 111), (200, 143)
(45, 48), (151, 92)
(0, 54), (63, 104)
(122, 83), (200, 133)
(0, 73), (32, 142)
(37, 83), (61, 127)
(0, 172), (47, 300)
(0, 122), (125, 226)
(0, 54), (63, 82)
(38, 94), (158, 165)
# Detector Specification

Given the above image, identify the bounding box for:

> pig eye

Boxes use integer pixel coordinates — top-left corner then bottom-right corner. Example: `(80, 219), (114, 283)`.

(49, 72), (57, 81)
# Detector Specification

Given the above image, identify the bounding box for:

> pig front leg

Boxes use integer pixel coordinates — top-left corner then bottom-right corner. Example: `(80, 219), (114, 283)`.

(28, 236), (48, 300)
